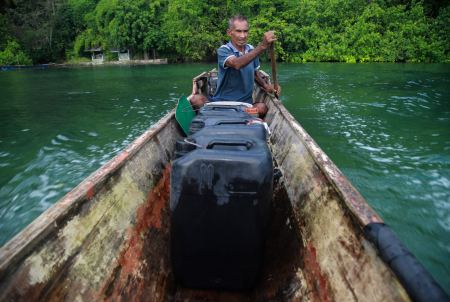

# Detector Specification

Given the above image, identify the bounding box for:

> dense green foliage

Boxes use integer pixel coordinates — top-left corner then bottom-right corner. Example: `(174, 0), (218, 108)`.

(1, 0), (449, 64)
(0, 14), (30, 65)
(2, 0), (77, 64)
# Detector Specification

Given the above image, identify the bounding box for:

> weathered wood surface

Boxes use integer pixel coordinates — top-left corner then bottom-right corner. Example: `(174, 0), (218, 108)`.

(0, 71), (412, 301)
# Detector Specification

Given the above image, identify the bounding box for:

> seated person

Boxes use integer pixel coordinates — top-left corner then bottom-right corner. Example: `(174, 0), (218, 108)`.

(190, 14), (281, 118)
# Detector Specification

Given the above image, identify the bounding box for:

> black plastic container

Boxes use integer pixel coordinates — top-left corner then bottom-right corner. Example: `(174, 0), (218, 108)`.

(189, 115), (253, 135)
(175, 124), (268, 159)
(198, 103), (252, 117)
(170, 135), (273, 290)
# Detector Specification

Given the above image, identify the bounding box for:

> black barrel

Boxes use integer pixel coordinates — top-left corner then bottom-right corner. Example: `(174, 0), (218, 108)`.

(170, 135), (273, 289)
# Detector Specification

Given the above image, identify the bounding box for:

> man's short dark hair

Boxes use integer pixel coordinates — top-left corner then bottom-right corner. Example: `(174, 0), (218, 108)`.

(228, 14), (248, 30)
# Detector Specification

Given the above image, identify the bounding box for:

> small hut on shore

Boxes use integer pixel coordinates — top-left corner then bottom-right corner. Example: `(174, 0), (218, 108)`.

(111, 48), (132, 61)
(84, 47), (105, 63)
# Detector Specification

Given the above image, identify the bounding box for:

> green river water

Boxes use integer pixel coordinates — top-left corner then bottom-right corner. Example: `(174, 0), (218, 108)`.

(0, 63), (449, 293)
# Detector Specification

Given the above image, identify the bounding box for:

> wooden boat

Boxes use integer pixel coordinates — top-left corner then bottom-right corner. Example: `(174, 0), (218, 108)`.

(0, 70), (447, 302)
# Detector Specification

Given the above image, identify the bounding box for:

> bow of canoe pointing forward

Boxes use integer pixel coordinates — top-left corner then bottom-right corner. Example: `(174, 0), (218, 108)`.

(0, 70), (448, 302)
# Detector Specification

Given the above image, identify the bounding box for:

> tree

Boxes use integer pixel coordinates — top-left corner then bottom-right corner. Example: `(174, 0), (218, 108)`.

(73, 0), (172, 59)
(162, 0), (226, 60)
(0, 40), (32, 65)
(3, 0), (449, 63)
(6, 0), (77, 63)
(0, 13), (31, 65)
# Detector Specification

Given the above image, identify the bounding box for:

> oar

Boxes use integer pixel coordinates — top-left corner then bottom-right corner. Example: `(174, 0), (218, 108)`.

(270, 42), (278, 98)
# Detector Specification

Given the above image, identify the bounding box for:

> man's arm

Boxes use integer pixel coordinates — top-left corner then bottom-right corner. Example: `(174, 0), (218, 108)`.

(255, 69), (282, 96)
(225, 31), (277, 70)
(254, 70), (270, 90)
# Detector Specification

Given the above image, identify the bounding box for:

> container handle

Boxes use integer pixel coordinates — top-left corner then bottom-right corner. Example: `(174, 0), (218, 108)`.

(208, 105), (239, 111)
(206, 139), (253, 150)
(215, 120), (248, 125)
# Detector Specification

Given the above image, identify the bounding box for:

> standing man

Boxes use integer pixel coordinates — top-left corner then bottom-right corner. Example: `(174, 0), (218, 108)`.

(190, 14), (281, 117)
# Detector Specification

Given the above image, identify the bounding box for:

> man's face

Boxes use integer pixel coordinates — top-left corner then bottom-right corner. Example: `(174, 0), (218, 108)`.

(227, 19), (249, 49)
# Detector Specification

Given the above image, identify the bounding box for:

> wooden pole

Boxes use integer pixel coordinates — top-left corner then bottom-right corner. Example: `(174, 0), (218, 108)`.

(270, 43), (278, 98)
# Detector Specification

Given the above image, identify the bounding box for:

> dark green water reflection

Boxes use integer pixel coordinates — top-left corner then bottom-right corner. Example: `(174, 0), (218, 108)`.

(0, 63), (449, 293)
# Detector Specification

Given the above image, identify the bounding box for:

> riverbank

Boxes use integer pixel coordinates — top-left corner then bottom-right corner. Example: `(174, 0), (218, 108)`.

(2, 58), (169, 70)
(50, 58), (168, 68)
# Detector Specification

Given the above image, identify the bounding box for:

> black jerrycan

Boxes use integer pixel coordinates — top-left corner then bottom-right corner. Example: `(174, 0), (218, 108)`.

(170, 135), (273, 290)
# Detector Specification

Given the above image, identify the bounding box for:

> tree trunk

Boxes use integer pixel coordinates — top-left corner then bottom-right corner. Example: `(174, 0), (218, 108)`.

(48, 0), (55, 47)
(144, 51), (149, 60)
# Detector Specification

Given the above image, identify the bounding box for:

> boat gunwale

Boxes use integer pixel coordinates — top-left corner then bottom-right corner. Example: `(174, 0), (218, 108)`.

(0, 108), (177, 281)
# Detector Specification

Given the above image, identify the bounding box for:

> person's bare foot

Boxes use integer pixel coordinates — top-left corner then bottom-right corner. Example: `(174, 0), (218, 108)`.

(190, 94), (210, 111)
(253, 102), (268, 119)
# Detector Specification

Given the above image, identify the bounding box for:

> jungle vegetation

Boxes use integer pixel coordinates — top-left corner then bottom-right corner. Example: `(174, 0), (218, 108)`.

(0, 0), (449, 64)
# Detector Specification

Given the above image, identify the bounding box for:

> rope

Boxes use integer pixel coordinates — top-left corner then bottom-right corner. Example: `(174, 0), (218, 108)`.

(184, 138), (206, 149)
